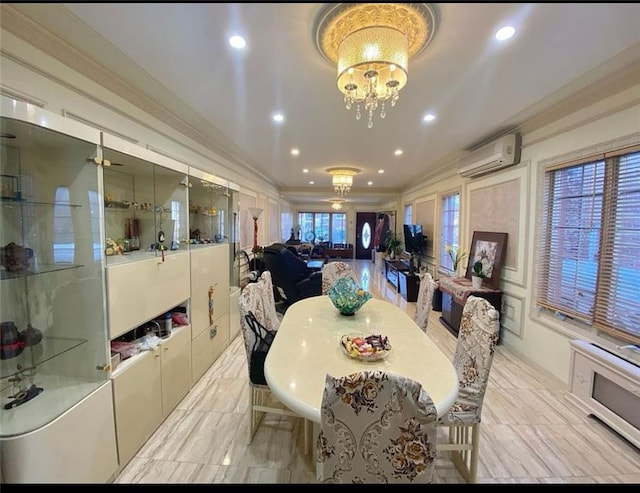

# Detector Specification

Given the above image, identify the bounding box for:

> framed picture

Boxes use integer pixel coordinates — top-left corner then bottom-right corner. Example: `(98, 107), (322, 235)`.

(465, 231), (508, 289)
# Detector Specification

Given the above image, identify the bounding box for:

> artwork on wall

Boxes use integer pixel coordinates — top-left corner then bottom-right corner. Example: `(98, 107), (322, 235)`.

(464, 231), (508, 289)
(373, 210), (396, 252)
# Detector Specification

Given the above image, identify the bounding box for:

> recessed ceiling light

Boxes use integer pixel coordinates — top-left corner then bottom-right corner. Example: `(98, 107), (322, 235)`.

(394, 149), (403, 156)
(309, 181), (315, 185)
(272, 113), (285, 123)
(367, 181), (373, 186)
(302, 168), (309, 173)
(229, 35), (246, 49)
(495, 26), (515, 41)
(378, 169), (384, 174)
(291, 148), (300, 156)
(423, 113), (436, 123)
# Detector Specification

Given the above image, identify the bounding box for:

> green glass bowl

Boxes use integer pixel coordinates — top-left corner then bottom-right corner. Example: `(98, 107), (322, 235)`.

(326, 277), (372, 316)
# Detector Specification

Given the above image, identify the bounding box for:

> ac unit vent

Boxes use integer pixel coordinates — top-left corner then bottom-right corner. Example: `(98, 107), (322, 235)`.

(457, 133), (521, 178)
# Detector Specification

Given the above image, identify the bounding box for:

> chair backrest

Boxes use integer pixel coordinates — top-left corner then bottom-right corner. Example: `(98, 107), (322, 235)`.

(414, 272), (437, 332)
(316, 370), (438, 484)
(444, 295), (500, 424)
(237, 276), (281, 381)
(321, 261), (359, 294)
(254, 270), (281, 332)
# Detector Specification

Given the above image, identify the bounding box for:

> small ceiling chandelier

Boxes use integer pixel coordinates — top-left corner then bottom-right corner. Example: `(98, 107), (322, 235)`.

(329, 199), (346, 210)
(327, 167), (361, 196)
(315, 3), (437, 128)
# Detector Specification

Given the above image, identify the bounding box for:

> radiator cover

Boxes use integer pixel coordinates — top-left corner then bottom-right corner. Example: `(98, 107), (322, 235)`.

(567, 340), (639, 449)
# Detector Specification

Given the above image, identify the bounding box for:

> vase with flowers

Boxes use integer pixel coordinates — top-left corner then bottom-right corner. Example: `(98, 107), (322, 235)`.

(445, 245), (467, 276)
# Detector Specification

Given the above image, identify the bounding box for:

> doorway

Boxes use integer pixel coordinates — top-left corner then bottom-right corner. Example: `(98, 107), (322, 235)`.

(355, 212), (377, 260)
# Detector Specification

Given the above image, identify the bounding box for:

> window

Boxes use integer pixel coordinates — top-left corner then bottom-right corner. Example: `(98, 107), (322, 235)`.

(404, 204), (412, 225)
(53, 186), (74, 263)
(537, 148), (640, 344)
(281, 211), (293, 241)
(298, 212), (346, 244)
(440, 192), (461, 272)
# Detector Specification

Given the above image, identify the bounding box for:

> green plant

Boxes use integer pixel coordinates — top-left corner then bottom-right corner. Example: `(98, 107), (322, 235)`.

(384, 233), (403, 256)
(472, 260), (486, 278)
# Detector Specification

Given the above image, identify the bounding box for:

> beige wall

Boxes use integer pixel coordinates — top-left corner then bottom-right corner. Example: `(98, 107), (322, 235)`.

(401, 87), (640, 382)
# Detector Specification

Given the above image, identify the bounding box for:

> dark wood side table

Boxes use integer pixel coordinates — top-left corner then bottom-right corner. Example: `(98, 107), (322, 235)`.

(438, 276), (503, 342)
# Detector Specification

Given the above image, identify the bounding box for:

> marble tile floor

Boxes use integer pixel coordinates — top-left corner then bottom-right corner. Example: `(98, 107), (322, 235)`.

(115, 259), (640, 484)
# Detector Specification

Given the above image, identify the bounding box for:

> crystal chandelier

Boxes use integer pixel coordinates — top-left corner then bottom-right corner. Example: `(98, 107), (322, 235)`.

(315, 3), (437, 128)
(327, 167), (361, 196)
(329, 199), (345, 210)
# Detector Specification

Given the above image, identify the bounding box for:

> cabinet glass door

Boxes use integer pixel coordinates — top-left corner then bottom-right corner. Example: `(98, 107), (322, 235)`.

(1, 115), (108, 436)
(103, 146), (189, 264)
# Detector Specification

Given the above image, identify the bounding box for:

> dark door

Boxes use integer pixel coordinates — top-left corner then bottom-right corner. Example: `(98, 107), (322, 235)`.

(355, 212), (377, 259)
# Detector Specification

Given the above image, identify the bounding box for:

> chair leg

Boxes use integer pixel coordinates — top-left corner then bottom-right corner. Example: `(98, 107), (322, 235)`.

(468, 423), (480, 483)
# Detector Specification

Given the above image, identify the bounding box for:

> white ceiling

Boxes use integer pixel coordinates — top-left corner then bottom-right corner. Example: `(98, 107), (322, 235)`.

(8, 3), (640, 206)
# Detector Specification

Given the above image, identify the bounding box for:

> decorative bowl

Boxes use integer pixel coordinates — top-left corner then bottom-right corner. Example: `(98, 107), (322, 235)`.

(340, 333), (391, 361)
(326, 277), (371, 316)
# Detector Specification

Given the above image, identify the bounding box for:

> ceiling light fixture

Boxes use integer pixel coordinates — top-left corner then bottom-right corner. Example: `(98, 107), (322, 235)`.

(495, 26), (516, 41)
(329, 199), (345, 210)
(315, 3), (437, 128)
(326, 167), (361, 196)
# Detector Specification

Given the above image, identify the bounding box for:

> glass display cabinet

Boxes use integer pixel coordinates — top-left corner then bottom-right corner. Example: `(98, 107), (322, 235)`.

(187, 167), (231, 247)
(0, 103), (117, 485)
(0, 115), (110, 436)
(102, 139), (189, 266)
(101, 135), (191, 340)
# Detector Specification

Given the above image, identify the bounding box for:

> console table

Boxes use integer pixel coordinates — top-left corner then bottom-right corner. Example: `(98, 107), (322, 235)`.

(384, 259), (419, 302)
(438, 276), (502, 342)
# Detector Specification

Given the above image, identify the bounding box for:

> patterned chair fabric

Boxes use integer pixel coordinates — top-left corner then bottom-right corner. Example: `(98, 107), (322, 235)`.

(436, 295), (499, 483)
(439, 295), (500, 425)
(414, 272), (438, 332)
(321, 261), (360, 294)
(255, 270), (282, 328)
(316, 370), (438, 484)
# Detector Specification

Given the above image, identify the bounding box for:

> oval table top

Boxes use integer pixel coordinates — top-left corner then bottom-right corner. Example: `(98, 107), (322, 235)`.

(264, 296), (459, 423)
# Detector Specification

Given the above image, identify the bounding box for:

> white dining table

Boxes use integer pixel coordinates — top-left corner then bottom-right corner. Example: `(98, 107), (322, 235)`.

(264, 296), (459, 424)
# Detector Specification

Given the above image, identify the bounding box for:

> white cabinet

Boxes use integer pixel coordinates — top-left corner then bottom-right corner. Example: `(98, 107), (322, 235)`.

(160, 325), (192, 420)
(190, 244), (230, 383)
(106, 252), (190, 339)
(111, 325), (191, 468)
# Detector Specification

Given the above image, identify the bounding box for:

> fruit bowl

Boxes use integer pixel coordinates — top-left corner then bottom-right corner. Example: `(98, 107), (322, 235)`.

(340, 333), (391, 361)
(326, 277), (371, 316)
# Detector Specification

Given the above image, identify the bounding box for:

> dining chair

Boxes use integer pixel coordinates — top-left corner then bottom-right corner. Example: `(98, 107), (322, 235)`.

(316, 370), (438, 483)
(414, 272), (438, 332)
(238, 281), (304, 446)
(321, 261), (359, 294)
(254, 270), (283, 327)
(436, 295), (500, 483)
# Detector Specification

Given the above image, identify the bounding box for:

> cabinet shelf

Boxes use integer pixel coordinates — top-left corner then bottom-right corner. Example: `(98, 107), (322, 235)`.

(1, 198), (82, 208)
(1, 263), (84, 280)
(0, 336), (88, 382)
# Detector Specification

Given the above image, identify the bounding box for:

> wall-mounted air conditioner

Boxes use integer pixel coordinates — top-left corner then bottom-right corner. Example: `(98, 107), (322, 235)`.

(457, 132), (521, 178)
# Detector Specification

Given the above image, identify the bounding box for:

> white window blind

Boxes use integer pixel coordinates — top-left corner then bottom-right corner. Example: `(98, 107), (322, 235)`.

(537, 148), (640, 344)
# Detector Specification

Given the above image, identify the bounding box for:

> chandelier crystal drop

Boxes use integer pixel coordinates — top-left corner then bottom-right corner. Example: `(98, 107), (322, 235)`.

(315, 3), (437, 128)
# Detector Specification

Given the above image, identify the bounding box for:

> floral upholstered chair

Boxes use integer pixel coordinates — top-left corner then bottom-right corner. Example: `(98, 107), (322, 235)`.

(321, 261), (360, 294)
(238, 281), (304, 445)
(316, 370), (438, 483)
(437, 295), (500, 483)
(254, 270), (283, 328)
(414, 272), (438, 332)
